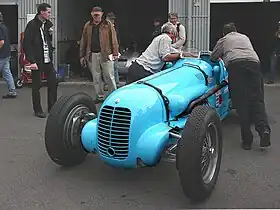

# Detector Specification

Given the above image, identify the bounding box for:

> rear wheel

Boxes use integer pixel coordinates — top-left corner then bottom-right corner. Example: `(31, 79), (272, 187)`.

(45, 92), (97, 167)
(177, 105), (223, 202)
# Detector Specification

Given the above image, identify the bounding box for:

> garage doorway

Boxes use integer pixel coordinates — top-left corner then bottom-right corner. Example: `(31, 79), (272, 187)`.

(57, 0), (168, 78)
(210, 2), (280, 75)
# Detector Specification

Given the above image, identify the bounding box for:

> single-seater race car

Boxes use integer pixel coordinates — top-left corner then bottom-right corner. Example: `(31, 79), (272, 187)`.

(44, 51), (231, 202)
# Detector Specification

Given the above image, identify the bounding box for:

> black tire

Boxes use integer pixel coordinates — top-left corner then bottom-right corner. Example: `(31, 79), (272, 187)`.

(15, 78), (23, 89)
(45, 92), (97, 167)
(177, 105), (223, 202)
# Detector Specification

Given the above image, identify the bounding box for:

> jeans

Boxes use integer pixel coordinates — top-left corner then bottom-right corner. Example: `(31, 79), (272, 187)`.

(0, 57), (16, 93)
(270, 53), (279, 82)
(114, 60), (119, 84)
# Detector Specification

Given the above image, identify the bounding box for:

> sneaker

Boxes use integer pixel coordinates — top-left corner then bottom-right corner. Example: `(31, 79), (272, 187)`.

(103, 84), (108, 91)
(2, 92), (17, 99)
(94, 96), (105, 104)
(35, 112), (47, 118)
(260, 130), (271, 148)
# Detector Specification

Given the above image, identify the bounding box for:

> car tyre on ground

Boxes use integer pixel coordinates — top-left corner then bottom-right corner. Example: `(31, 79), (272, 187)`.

(177, 105), (223, 202)
(45, 92), (97, 167)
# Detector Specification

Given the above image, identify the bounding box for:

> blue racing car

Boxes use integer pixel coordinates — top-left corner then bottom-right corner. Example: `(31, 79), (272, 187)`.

(45, 51), (231, 202)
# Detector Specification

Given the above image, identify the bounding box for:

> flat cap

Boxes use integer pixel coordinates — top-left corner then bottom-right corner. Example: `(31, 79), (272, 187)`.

(92, 6), (102, 12)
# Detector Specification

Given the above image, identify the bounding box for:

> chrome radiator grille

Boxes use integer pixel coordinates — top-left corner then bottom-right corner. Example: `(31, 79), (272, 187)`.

(97, 106), (131, 160)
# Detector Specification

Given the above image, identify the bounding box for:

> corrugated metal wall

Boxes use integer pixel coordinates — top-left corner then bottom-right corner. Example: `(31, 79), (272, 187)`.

(17, 0), (57, 67)
(169, 0), (210, 52)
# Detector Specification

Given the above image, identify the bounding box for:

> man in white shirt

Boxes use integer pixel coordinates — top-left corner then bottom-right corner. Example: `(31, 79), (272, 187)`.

(126, 22), (195, 84)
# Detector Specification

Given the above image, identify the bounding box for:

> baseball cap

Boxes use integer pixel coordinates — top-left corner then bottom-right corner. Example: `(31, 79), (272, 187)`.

(92, 6), (102, 12)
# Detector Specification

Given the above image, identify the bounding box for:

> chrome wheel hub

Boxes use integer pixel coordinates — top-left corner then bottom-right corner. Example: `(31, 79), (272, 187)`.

(63, 105), (94, 148)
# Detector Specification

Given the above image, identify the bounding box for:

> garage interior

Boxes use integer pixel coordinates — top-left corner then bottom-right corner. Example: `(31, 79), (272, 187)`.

(57, 0), (168, 78)
(210, 2), (280, 76)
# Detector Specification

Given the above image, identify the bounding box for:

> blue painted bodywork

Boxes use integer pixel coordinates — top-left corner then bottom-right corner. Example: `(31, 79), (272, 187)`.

(81, 53), (231, 168)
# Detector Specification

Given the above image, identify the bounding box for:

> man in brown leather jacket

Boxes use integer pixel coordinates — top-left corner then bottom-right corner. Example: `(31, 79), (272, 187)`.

(80, 6), (119, 102)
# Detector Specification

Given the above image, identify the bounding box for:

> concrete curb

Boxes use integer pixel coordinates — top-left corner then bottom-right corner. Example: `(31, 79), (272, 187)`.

(58, 81), (94, 86)
(264, 83), (280, 87)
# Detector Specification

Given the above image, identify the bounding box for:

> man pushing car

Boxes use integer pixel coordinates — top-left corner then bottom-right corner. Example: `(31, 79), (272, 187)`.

(210, 22), (271, 150)
(126, 22), (196, 84)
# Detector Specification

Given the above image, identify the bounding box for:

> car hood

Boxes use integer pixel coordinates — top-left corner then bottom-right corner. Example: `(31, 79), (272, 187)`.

(102, 57), (212, 120)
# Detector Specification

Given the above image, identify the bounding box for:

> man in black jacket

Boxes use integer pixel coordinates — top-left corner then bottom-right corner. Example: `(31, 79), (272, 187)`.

(22, 3), (57, 118)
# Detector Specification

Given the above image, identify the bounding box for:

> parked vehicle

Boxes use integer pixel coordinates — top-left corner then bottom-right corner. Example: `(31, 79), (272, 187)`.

(44, 51), (231, 202)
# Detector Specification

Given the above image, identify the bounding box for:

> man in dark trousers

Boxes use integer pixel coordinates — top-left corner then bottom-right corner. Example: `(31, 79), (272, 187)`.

(0, 12), (17, 99)
(210, 22), (271, 150)
(22, 3), (57, 118)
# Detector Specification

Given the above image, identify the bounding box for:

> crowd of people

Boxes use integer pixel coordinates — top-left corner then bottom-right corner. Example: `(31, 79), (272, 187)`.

(0, 3), (273, 149)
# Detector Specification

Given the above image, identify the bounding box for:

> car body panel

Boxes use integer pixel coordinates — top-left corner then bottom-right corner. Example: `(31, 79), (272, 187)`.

(81, 53), (231, 168)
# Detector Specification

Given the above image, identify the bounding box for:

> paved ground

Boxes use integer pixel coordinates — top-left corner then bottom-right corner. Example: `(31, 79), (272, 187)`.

(0, 83), (279, 210)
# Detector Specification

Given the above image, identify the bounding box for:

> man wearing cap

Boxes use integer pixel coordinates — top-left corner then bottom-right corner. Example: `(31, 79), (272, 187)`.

(0, 12), (17, 99)
(210, 22), (271, 150)
(80, 6), (119, 103)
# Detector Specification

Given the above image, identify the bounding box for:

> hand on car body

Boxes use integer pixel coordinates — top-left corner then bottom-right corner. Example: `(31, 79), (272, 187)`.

(210, 22), (271, 150)
(126, 22), (194, 84)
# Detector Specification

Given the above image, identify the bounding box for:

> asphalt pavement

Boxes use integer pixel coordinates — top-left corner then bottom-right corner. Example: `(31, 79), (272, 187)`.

(0, 83), (279, 210)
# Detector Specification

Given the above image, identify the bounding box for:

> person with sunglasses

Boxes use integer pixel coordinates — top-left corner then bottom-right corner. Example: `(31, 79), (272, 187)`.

(80, 6), (119, 103)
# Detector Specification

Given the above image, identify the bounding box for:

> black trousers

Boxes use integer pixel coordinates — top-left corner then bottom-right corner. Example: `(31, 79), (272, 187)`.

(227, 60), (271, 143)
(126, 62), (153, 84)
(31, 62), (58, 113)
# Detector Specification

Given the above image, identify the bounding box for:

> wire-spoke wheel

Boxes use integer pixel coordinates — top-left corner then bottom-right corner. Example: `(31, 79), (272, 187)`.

(201, 122), (219, 185)
(177, 105), (223, 202)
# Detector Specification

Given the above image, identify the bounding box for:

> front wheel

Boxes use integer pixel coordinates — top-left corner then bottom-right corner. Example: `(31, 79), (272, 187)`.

(177, 105), (223, 202)
(45, 92), (97, 167)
